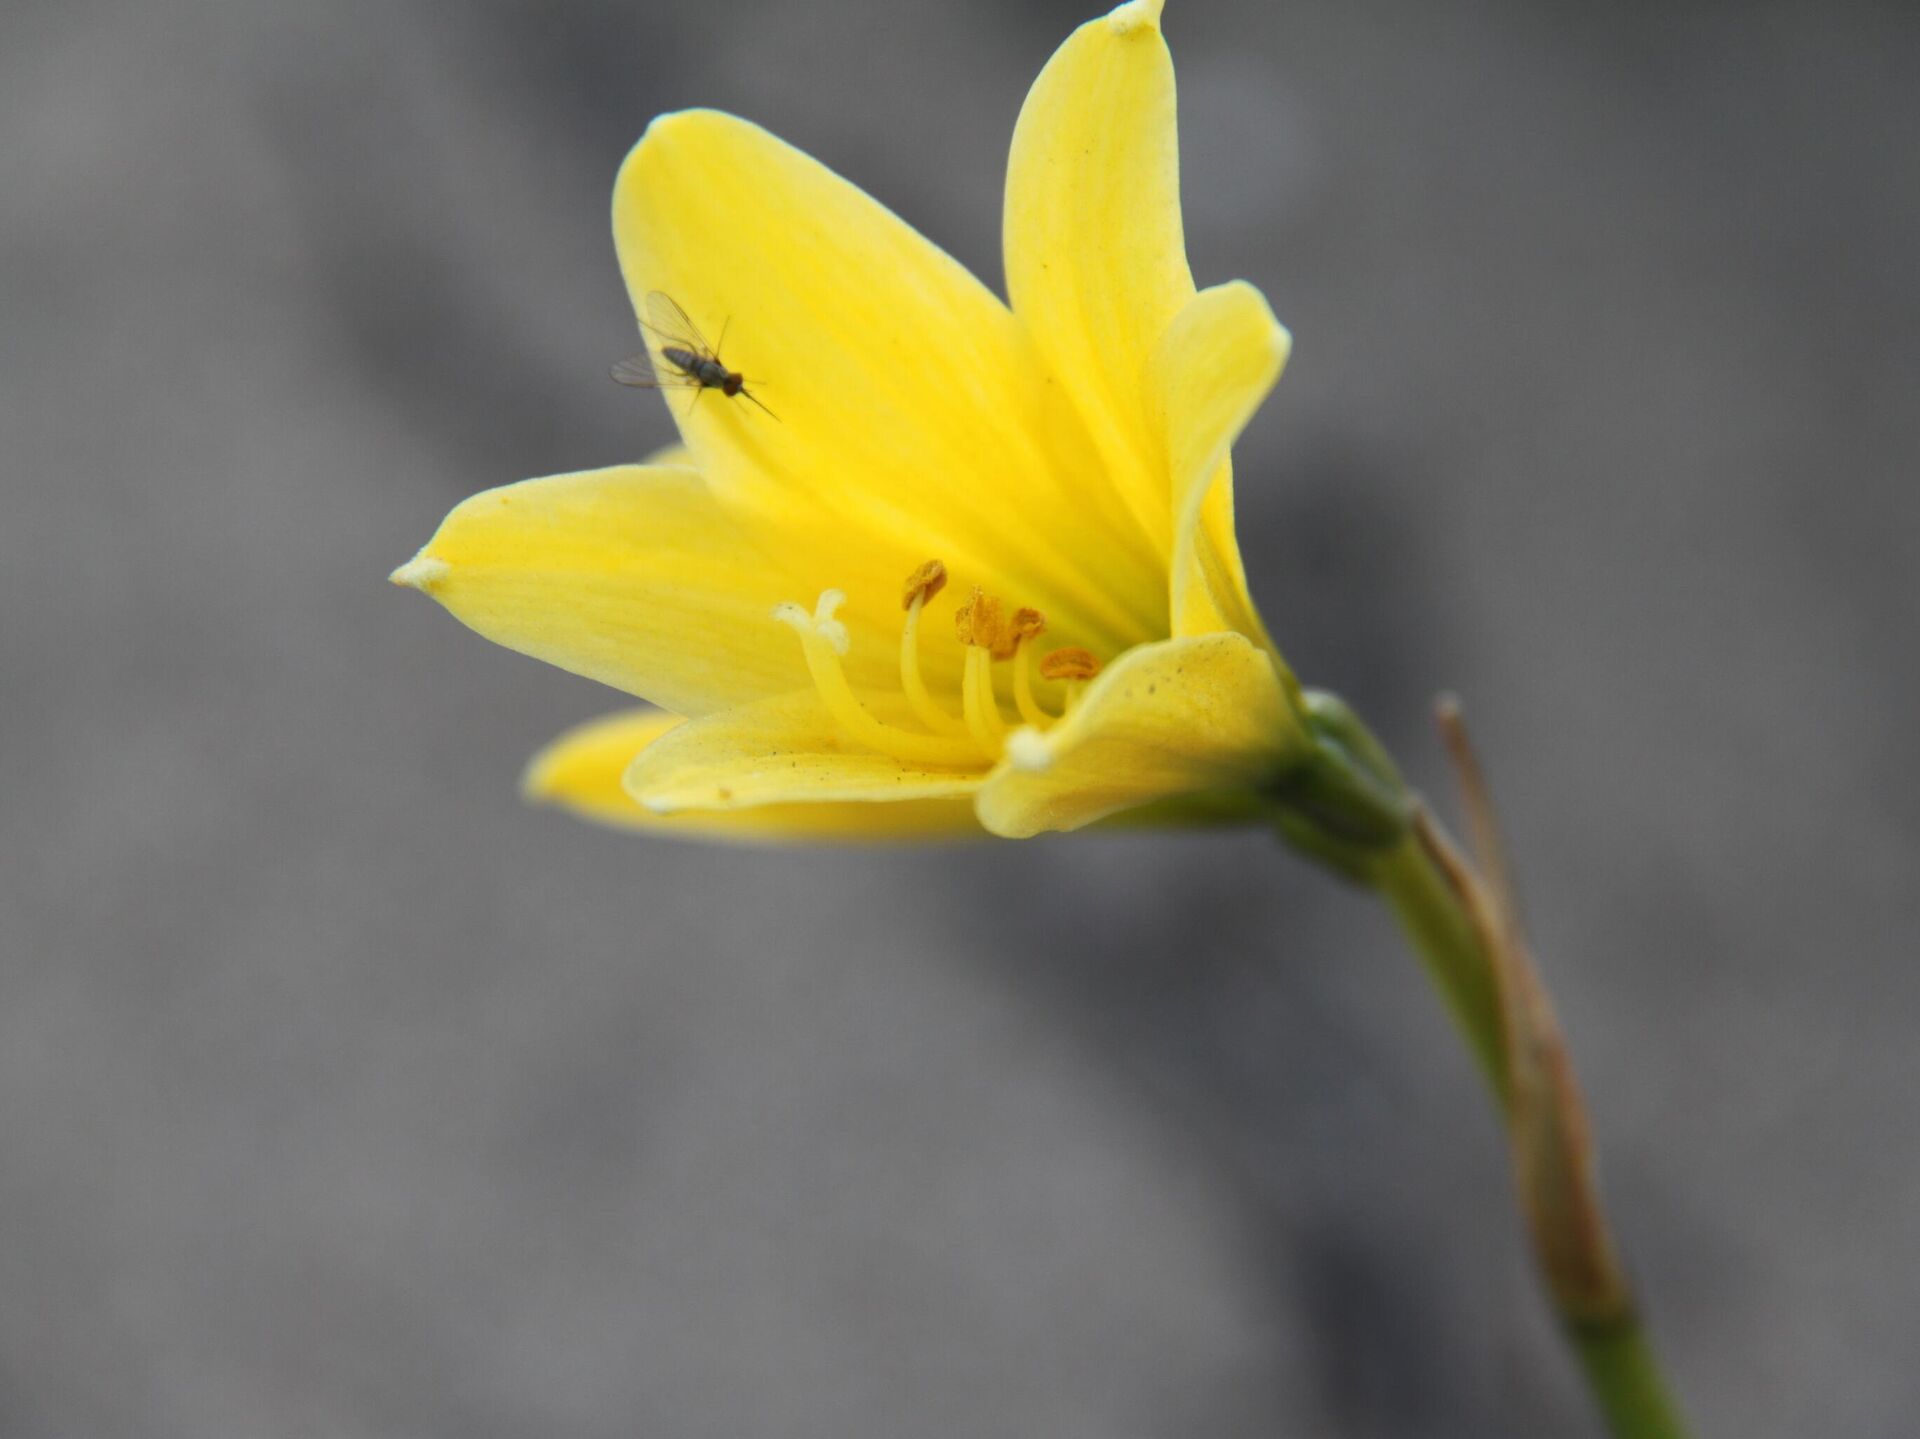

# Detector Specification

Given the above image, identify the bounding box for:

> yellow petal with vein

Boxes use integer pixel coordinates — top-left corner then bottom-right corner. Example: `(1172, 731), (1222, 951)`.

(974, 632), (1302, 838)
(1148, 281), (1289, 642)
(625, 691), (986, 816)
(392, 464), (896, 717)
(525, 707), (982, 842)
(1004, 0), (1190, 554)
(613, 108), (1165, 654)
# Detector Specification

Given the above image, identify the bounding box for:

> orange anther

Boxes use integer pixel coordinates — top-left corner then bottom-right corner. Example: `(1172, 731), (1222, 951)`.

(900, 559), (948, 610)
(954, 587), (1005, 650)
(1038, 647), (1101, 681)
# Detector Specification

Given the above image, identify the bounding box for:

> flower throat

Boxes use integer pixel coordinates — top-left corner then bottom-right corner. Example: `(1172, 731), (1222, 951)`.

(772, 560), (1102, 769)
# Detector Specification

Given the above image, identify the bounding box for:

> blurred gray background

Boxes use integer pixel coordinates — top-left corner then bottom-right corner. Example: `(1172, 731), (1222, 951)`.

(6, 0), (1917, 1434)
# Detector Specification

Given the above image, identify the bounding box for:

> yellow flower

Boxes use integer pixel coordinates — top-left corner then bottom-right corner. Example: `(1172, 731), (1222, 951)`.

(392, 0), (1309, 840)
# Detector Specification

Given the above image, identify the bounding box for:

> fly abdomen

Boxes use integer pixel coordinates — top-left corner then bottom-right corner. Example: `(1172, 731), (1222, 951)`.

(662, 345), (704, 377)
(670, 347), (736, 392)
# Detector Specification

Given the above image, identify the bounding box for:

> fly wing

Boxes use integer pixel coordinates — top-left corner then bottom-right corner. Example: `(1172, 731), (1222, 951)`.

(640, 290), (711, 355)
(610, 354), (695, 389)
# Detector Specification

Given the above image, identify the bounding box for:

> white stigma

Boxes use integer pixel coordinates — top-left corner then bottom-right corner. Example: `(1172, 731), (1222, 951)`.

(771, 593), (850, 656)
(812, 590), (850, 654)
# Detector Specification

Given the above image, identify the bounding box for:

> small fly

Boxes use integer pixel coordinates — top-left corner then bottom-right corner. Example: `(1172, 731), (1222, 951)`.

(611, 290), (778, 420)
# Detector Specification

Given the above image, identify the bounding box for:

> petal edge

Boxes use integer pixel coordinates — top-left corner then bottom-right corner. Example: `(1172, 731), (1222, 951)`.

(528, 707), (983, 842)
(974, 632), (1303, 838)
(1149, 280), (1290, 642)
(1005, 3), (1194, 556)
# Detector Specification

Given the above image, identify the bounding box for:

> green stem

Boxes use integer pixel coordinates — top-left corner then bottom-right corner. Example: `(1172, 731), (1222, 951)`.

(1373, 831), (1509, 1103)
(1568, 1316), (1693, 1439)
(1369, 830), (1694, 1439)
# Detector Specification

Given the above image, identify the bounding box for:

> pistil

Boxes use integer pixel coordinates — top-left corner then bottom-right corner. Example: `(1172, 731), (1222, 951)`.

(773, 591), (985, 767)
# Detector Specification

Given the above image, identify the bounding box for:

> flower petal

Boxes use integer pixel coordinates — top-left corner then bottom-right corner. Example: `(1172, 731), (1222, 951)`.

(613, 108), (1165, 654)
(525, 707), (982, 842)
(974, 631), (1302, 838)
(392, 463), (897, 717)
(1148, 281), (1290, 641)
(1004, 0), (1190, 553)
(625, 691), (986, 815)
(641, 441), (694, 468)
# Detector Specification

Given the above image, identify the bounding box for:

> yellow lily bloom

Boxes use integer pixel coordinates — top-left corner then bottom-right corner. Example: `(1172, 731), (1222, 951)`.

(393, 0), (1309, 840)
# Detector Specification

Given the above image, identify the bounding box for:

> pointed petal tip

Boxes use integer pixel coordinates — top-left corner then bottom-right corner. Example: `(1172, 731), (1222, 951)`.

(1261, 306), (1294, 370)
(623, 107), (744, 174)
(389, 554), (449, 592)
(1266, 319), (1295, 380)
(618, 108), (716, 200)
(518, 748), (562, 805)
(617, 757), (680, 816)
(1006, 727), (1054, 773)
(1107, 0), (1165, 34)
(1196, 280), (1293, 383)
(641, 105), (729, 138)
(1220, 278), (1292, 356)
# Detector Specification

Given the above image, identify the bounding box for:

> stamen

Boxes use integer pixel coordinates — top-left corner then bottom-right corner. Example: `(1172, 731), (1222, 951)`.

(963, 646), (1006, 751)
(774, 594), (986, 767)
(900, 559), (948, 609)
(954, 586), (1011, 751)
(1038, 647), (1101, 681)
(953, 587), (1004, 652)
(1006, 609), (1053, 728)
(995, 606), (1045, 662)
(773, 579), (1085, 772)
(898, 562), (968, 737)
(1040, 647), (1101, 717)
